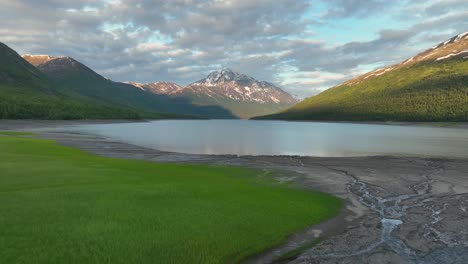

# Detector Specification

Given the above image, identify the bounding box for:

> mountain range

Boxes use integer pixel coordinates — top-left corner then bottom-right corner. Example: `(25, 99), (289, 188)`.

(2, 31), (468, 121)
(21, 54), (237, 119)
(126, 69), (297, 118)
(257, 32), (468, 121)
(7, 49), (297, 119)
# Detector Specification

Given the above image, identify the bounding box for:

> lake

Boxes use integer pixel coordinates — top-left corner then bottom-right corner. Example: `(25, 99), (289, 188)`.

(66, 120), (468, 158)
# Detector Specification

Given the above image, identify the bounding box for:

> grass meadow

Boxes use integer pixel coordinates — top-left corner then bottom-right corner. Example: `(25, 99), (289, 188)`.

(0, 132), (341, 263)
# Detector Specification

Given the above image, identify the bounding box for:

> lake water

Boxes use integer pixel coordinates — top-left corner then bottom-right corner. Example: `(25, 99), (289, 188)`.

(67, 120), (468, 158)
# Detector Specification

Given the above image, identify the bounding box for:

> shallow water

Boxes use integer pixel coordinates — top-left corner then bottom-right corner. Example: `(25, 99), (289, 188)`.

(66, 120), (468, 158)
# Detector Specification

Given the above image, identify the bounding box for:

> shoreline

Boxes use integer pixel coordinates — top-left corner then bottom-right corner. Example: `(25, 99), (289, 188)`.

(1, 120), (468, 263)
(1, 119), (468, 131)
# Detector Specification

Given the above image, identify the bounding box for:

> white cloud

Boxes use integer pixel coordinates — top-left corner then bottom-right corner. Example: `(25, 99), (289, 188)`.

(0, 0), (466, 97)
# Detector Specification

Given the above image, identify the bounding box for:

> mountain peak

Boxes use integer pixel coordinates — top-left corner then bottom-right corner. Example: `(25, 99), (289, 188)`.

(198, 68), (255, 85)
(182, 68), (297, 118)
(23, 54), (82, 74)
(22, 54), (74, 66)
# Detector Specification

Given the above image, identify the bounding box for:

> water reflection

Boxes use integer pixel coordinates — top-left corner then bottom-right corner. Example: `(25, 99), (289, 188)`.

(68, 120), (468, 158)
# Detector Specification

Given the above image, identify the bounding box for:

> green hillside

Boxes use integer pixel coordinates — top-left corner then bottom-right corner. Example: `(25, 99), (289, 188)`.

(256, 33), (468, 122)
(0, 43), (170, 119)
(0, 43), (53, 94)
(0, 43), (226, 119)
(25, 56), (235, 119)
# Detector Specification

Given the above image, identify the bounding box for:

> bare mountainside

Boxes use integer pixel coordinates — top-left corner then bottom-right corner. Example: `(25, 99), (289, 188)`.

(126, 81), (184, 95)
(179, 68), (297, 118)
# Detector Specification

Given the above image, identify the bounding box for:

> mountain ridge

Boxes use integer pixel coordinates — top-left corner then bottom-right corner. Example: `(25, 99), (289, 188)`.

(123, 68), (297, 118)
(20, 53), (236, 119)
(180, 68), (298, 118)
(343, 31), (468, 86)
(256, 32), (468, 121)
(0, 43), (151, 119)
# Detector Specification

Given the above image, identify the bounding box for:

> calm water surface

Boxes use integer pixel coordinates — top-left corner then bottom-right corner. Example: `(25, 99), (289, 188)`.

(68, 120), (468, 158)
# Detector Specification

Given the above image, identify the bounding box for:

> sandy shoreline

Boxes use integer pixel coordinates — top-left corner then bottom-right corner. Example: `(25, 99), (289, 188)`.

(1, 120), (468, 263)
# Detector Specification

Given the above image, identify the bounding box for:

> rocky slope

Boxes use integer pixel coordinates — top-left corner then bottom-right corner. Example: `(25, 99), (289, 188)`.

(177, 68), (297, 118)
(183, 68), (296, 104)
(124, 68), (298, 119)
(126, 81), (183, 95)
(257, 32), (468, 121)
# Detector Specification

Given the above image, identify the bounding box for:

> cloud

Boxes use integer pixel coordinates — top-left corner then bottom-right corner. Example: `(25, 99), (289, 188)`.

(320, 0), (401, 18)
(0, 0), (466, 98)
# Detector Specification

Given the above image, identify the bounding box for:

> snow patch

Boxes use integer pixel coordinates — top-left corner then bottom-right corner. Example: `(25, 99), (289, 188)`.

(375, 67), (394, 76)
(420, 52), (437, 61)
(402, 57), (414, 65)
(363, 67), (394, 80)
(455, 32), (468, 42)
(126, 82), (144, 89)
(435, 50), (468, 61)
(23, 54), (52, 59)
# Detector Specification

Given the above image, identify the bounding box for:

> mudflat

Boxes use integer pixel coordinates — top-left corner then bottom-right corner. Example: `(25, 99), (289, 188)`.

(1, 120), (468, 263)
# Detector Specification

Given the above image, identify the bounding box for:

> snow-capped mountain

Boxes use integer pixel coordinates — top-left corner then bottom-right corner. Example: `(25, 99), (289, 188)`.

(182, 68), (297, 105)
(344, 32), (468, 86)
(22, 53), (235, 118)
(175, 68), (297, 118)
(125, 68), (297, 118)
(23, 53), (296, 118)
(126, 81), (183, 95)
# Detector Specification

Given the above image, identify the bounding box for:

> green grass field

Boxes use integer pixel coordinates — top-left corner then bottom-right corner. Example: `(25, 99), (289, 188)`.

(0, 133), (341, 263)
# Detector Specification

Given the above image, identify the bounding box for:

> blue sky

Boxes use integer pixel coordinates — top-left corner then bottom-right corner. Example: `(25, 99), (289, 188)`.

(1, 0), (467, 98)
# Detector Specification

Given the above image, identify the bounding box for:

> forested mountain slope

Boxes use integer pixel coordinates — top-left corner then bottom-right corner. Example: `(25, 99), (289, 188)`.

(256, 32), (468, 121)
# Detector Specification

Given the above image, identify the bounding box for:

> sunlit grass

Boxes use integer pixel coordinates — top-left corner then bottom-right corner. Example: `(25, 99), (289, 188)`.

(0, 135), (341, 263)
(0, 131), (35, 136)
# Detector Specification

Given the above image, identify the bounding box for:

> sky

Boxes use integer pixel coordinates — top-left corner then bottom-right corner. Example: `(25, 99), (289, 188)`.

(1, 0), (467, 98)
